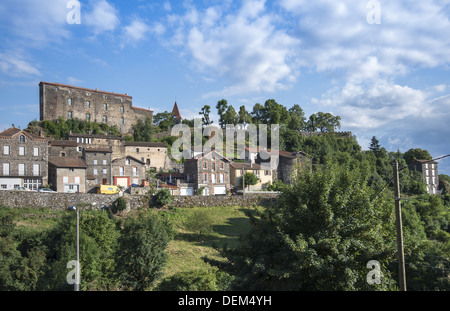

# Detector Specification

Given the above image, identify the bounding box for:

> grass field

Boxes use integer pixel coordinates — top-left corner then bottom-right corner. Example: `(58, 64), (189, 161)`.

(1, 204), (257, 284)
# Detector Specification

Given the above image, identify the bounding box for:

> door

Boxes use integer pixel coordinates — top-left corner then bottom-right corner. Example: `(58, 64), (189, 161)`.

(214, 185), (227, 195)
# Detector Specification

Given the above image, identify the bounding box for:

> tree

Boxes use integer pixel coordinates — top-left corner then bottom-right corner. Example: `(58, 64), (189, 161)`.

(132, 116), (154, 142)
(288, 104), (306, 131)
(222, 105), (239, 126)
(183, 210), (214, 242)
(153, 111), (174, 130)
(207, 163), (398, 290)
(369, 136), (381, 156)
(199, 105), (213, 127)
(154, 189), (173, 207)
(241, 172), (258, 190)
(216, 99), (229, 129)
(403, 148), (432, 165)
(116, 213), (174, 291)
(238, 105), (252, 128)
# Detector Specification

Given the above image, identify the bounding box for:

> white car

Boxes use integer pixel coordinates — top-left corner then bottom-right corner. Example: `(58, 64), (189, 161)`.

(38, 188), (55, 193)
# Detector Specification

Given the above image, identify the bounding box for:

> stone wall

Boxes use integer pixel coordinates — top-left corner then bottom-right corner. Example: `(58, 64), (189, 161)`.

(0, 191), (279, 211)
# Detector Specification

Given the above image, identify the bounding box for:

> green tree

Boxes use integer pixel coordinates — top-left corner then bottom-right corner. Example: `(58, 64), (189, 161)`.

(238, 105), (252, 128)
(242, 172), (259, 190)
(154, 189), (173, 207)
(403, 148), (432, 165)
(288, 104), (306, 131)
(216, 99), (229, 129)
(208, 163), (397, 290)
(222, 105), (239, 126)
(199, 105), (213, 127)
(132, 116), (154, 142)
(153, 111), (175, 130)
(369, 136), (381, 156)
(116, 213), (174, 290)
(183, 209), (214, 242)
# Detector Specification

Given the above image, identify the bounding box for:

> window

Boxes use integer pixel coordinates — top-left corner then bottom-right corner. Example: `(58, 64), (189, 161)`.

(119, 167), (125, 176)
(93, 169), (98, 175)
(103, 169), (107, 175)
(121, 117), (125, 125)
(93, 160), (97, 165)
(220, 162), (224, 170)
(3, 163), (9, 176)
(1, 185), (7, 189)
(132, 167), (138, 177)
(121, 106), (124, 113)
(19, 146), (25, 156)
(19, 135), (25, 143)
(18, 164), (25, 176)
(219, 173), (224, 183)
(68, 98), (72, 105)
(103, 115), (107, 123)
(68, 111), (73, 119)
(86, 113), (91, 121)
(203, 162), (208, 169)
(86, 101), (91, 108)
(212, 163), (216, 172)
(103, 159), (107, 165)
(33, 164), (40, 176)
(33, 147), (39, 157)
(3, 146), (9, 155)
(63, 176), (69, 184)
(136, 148), (140, 153)
(103, 103), (107, 111)
(203, 173), (208, 183)
(265, 170), (271, 176)
(126, 158), (131, 165)
(211, 173), (216, 184)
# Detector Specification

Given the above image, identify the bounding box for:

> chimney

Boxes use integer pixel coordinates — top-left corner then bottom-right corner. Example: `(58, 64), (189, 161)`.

(12, 123), (15, 128)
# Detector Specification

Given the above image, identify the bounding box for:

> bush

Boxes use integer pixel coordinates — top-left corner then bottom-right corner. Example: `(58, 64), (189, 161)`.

(115, 197), (127, 213)
(154, 189), (173, 207)
(183, 210), (214, 242)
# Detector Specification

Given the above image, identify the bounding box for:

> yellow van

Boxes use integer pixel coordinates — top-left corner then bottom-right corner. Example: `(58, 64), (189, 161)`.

(97, 185), (120, 194)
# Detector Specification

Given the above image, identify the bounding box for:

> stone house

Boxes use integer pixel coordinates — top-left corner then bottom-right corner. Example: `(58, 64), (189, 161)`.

(123, 141), (169, 172)
(230, 162), (273, 191)
(112, 156), (146, 187)
(66, 132), (123, 155)
(48, 156), (87, 193)
(256, 150), (307, 184)
(184, 150), (231, 195)
(49, 140), (79, 158)
(82, 147), (113, 192)
(0, 127), (48, 190)
(409, 160), (440, 195)
(39, 81), (153, 134)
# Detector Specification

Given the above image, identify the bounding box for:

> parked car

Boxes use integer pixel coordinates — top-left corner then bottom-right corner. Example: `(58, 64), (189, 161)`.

(38, 188), (56, 193)
(14, 187), (29, 191)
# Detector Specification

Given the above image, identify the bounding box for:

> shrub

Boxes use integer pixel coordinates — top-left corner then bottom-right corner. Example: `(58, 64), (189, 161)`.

(154, 189), (173, 207)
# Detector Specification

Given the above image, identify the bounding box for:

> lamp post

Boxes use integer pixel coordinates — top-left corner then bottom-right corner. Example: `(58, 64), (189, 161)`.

(68, 206), (80, 291)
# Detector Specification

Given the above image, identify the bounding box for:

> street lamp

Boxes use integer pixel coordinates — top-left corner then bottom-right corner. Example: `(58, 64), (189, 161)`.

(68, 206), (80, 291)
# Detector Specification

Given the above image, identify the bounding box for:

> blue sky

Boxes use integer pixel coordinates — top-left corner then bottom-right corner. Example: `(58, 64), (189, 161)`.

(1, 0), (450, 174)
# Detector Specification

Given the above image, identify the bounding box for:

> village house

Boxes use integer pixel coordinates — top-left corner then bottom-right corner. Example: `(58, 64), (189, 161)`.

(184, 150), (231, 195)
(230, 162), (273, 191)
(256, 149), (308, 184)
(49, 140), (79, 158)
(48, 156), (87, 193)
(82, 147), (113, 192)
(123, 141), (169, 172)
(111, 156), (146, 188)
(409, 159), (440, 195)
(0, 127), (49, 190)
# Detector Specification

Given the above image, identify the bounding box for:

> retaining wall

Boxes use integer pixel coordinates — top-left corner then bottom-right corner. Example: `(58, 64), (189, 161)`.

(0, 191), (279, 211)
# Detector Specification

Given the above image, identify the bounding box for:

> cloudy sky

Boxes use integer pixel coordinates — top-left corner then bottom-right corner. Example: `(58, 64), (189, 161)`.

(1, 0), (450, 173)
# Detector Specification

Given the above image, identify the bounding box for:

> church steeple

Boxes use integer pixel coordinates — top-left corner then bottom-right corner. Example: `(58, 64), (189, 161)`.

(171, 102), (182, 124)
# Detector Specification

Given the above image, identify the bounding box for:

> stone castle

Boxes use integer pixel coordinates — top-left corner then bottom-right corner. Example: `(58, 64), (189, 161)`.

(39, 82), (153, 134)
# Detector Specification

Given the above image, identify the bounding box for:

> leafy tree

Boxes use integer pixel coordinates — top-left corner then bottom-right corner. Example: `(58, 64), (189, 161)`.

(153, 111), (175, 130)
(183, 210), (214, 242)
(208, 163), (398, 290)
(132, 116), (154, 142)
(116, 213), (174, 291)
(199, 105), (213, 127)
(241, 172), (259, 190)
(288, 104), (306, 131)
(403, 148), (432, 165)
(154, 189), (173, 207)
(223, 105), (239, 126)
(216, 99), (229, 129)
(238, 105), (252, 128)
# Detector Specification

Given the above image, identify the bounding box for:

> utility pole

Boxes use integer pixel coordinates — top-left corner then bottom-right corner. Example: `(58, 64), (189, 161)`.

(392, 160), (407, 291)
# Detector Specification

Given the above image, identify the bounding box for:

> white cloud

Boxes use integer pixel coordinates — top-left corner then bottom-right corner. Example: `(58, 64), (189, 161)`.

(85, 0), (120, 35)
(166, 0), (301, 97)
(0, 51), (40, 77)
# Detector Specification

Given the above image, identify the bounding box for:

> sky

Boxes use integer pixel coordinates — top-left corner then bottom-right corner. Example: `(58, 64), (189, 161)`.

(0, 0), (450, 174)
